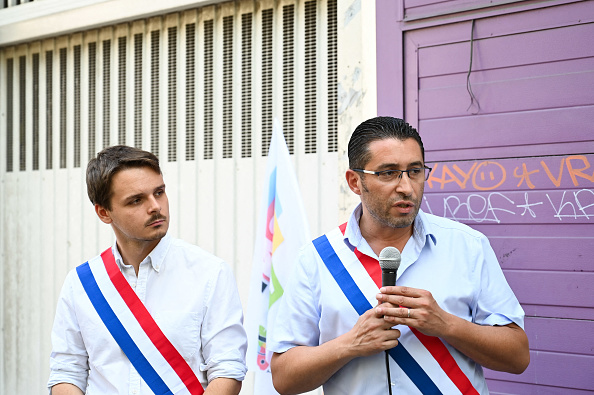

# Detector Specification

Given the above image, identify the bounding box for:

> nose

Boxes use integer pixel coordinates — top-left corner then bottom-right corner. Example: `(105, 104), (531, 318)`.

(396, 172), (414, 196)
(147, 195), (161, 213)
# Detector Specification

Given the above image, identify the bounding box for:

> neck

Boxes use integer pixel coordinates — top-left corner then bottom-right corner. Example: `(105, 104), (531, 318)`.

(115, 238), (161, 276)
(359, 213), (413, 256)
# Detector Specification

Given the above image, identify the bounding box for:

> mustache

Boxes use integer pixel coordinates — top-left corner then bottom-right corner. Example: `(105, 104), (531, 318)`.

(145, 214), (167, 226)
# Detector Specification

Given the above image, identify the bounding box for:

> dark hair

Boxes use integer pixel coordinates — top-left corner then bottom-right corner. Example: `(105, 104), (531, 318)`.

(348, 116), (424, 170)
(86, 145), (161, 210)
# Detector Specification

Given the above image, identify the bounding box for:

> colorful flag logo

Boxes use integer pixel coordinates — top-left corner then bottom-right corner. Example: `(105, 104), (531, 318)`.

(245, 119), (311, 394)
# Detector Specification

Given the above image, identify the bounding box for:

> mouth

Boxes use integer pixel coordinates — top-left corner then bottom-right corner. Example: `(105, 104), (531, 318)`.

(392, 201), (415, 214)
(146, 217), (167, 227)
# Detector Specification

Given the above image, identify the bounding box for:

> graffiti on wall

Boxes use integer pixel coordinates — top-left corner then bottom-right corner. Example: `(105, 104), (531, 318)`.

(422, 155), (594, 224)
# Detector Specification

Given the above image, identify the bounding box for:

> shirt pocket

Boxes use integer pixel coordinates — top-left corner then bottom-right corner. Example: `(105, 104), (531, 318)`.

(153, 311), (201, 360)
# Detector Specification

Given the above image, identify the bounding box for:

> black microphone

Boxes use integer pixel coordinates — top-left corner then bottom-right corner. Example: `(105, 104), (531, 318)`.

(379, 247), (401, 395)
(379, 247), (401, 287)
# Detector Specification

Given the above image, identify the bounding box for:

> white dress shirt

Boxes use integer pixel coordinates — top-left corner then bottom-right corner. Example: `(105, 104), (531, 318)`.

(48, 233), (247, 394)
(269, 205), (525, 395)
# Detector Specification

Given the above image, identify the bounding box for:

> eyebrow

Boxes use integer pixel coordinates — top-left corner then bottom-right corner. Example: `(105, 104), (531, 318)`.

(375, 161), (424, 171)
(123, 184), (166, 201)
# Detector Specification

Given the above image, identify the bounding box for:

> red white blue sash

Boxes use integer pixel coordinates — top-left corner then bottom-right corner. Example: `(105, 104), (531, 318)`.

(76, 247), (204, 395)
(313, 226), (479, 395)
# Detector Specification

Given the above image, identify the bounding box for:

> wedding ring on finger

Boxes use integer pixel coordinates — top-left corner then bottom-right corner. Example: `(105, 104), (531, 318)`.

(407, 308), (411, 318)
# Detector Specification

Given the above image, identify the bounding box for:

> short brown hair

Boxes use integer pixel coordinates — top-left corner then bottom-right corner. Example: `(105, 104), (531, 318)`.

(86, 145), (161, 210)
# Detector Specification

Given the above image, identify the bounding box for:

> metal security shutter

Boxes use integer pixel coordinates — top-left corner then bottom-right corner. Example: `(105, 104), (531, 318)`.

(0, 1), (339, 394)
(1, 0), (338, 167)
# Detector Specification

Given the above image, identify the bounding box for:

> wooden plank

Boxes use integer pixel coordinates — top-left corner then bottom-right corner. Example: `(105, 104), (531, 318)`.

(422, 155), (594, 224)
(487, 378), (594, 395)
(523, 305), (594, 321)
(421, 57), (594, 92)
(524, 317), (594, 355)
(403, 2), (594, 44)
(485, 350), (594, 390)
(405, 0), (521, 20)
(504, 270), (594, 308)
(425, 155), (594, 193)
(425, 141), (594, 163)
(423, 189), (594, 224)
(418, 68), (594, 119)
(488, 235), (594, 272)
(418, 23), (594, 77)
(420, 106), (594, 153)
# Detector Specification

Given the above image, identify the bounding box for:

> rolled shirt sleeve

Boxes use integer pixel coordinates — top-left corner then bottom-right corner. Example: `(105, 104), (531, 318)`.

(47, 270), (89, 392)
(268, 245), (322, 354)
(199, 261), (248, 383)
(474, 234), (525, 329)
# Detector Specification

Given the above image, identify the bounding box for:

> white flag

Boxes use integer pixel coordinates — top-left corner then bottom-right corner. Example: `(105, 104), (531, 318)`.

(245, 119), (311, 394)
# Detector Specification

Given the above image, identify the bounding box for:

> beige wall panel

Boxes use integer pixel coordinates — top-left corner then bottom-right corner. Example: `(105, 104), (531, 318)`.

(0, 2), (347, 394)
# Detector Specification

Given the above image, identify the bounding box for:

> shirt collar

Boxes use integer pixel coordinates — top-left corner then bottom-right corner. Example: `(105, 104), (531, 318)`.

(111, 232), (172, 272)
(343, 203), (437, 255)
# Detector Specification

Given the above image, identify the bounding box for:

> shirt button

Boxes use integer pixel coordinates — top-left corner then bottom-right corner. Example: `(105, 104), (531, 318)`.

(131, 283), (136, 288)
(132, 390), (138, 394)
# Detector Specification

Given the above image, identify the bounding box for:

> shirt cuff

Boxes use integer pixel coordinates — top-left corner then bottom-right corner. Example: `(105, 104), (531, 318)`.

(200, 349), (247, 383)
(47, 372), (87, 393)
(482, 312), (524, 329)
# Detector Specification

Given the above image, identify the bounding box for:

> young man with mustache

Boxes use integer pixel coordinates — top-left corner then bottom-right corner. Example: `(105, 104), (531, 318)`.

(48, 145), (247, 395)
(269, 117), (529, 395)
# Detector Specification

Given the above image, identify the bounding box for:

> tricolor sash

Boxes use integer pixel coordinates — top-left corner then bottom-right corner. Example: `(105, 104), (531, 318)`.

(313, 226), (480, 395)
(76, 247), (204, 395)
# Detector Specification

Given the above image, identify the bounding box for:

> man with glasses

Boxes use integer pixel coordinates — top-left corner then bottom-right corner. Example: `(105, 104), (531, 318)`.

(269, 117), (528, 395)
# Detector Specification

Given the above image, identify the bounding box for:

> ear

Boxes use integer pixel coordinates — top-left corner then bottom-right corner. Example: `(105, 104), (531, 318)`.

(346, 169), (363, 196)
(95, 204), (113, 224)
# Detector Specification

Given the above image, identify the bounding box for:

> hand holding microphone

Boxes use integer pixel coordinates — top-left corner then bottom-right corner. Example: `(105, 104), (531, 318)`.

(377, 246), (402, 315)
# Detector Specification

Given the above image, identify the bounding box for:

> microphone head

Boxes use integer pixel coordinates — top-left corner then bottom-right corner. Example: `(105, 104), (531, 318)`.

(379, 247), (401, 270)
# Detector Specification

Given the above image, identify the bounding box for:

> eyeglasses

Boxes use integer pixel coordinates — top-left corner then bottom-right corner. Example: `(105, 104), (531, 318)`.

(352, 166), (432, 183)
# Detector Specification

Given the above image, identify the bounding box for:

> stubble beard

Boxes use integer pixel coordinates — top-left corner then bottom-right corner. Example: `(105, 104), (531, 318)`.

(361, 178), (422, 230)
(142, 214), (169, 241)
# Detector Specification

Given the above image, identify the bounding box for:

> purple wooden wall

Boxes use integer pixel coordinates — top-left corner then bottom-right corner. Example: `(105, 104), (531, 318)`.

(377, 0), (594, 393)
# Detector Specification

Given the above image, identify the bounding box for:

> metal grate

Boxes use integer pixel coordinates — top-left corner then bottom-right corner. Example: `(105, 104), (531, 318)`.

(19, 55), (26, 171)
(222, 15), (233, 159)
(304, 0), (317, 154)
(282, 4), (295, 154)
(1, 0), (34, 9)
(46, 50), (53, 169)
(134, 33), (142, 148)
(88, 42), (96, 159)
(1, 0), (338, 168)
(261, 8), (273, 156)
(118, 36), (126, 145)
(6, 58), (13, 172)
(102, 39), (111, 149)
(185, 23), (195, 160)
(241, 12), (252, 159)
(203, 19), (214, 160)
(327, 0), (337, 152)
(32, 53), (39, 170)
(168, 26), (177, 162)
(74, 45), (81, 167)
(60, 47), (67, 168)
(150, 30), (160, 156)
